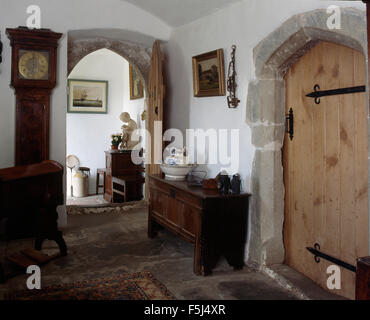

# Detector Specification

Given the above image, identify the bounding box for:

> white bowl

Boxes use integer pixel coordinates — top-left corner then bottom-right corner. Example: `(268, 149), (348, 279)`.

(160, 164), (197, 181)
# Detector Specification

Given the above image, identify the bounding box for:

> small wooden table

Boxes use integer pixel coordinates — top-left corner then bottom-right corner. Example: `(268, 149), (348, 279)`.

(148, 174), (251, 276)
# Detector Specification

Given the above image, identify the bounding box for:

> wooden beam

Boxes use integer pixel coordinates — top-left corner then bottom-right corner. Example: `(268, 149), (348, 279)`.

(363, 1), (370, 106)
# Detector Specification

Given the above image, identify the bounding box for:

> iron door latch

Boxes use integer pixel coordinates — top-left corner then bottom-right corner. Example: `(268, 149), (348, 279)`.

(285, 108), (294, 141)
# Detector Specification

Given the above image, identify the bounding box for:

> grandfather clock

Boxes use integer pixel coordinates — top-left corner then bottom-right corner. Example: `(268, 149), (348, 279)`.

(6, 27), (62, 166)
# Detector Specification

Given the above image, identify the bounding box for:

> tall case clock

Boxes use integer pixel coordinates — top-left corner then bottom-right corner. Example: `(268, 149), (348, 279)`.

(6, 27), (62, 166)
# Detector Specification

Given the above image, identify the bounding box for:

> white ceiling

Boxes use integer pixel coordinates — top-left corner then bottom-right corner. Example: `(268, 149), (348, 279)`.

(122, 0), (244, 27)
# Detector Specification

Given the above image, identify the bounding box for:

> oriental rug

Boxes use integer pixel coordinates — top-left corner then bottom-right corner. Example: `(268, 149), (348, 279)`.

(8, 271), (175, 300)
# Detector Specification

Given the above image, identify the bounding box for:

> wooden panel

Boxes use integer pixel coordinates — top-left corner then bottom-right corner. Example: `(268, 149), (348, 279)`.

(149, 177), (202, 209)
(338, 44), (356, 297)
(147, 40), (165, 176)
(16, 98), (48, 165)
(151, 188), (166, 217)
(283, 41), (368, 299)
(180, 204), (199, 237)
(166, 197), (181, 227)
(311, 42), (327, 282)
(353, 49), (369, 260)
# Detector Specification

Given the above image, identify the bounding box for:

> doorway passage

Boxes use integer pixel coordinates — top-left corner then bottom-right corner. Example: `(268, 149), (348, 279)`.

(66, 48), (146, 205)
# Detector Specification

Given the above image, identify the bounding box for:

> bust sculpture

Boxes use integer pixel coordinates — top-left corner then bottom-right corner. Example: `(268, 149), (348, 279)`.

(119, 112), (138, 150)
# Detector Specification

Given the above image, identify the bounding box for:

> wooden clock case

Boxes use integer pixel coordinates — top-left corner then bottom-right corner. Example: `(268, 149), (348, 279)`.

(6, 27), (62, 166)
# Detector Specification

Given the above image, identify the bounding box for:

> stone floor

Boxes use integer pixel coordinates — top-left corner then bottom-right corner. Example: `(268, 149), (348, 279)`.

(0, 206), (342, 300)
(66, 194), (108, 206)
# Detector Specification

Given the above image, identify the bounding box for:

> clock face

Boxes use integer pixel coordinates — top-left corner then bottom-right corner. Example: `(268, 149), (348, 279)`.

(18, 50), (50, 80)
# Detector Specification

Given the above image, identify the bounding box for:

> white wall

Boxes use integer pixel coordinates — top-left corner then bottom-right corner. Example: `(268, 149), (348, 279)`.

(67, 48), (145, 195)
(165, 0), (366, 192)
(0, 0), (170, 171)
(0, 0), (365, 195)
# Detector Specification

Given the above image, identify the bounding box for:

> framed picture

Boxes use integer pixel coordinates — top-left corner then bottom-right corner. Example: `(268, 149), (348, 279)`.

(67, 79), (108, 114)
(129, 65), (144, 100)
(192, 49), (226, 97)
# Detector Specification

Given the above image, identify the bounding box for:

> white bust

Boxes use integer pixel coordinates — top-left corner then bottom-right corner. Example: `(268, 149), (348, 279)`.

(119, 112), (138, 150)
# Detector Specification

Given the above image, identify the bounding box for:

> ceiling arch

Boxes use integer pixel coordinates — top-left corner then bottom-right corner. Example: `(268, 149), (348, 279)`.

(121, 0), (244, 27)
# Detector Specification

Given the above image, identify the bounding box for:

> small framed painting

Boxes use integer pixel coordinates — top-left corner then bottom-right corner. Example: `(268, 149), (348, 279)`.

(67, 79), (108, 114)
(192, 49), (226, 97)
(129, 65), (144, 100)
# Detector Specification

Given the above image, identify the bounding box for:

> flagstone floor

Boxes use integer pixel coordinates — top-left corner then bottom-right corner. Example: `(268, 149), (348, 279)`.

(0, 206), (343, 300)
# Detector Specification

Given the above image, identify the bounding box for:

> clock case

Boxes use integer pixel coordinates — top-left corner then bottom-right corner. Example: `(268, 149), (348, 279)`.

(6, 27), (62, 166)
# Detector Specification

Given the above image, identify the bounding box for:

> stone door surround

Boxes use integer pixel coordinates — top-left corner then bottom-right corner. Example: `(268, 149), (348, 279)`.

(246, 8), (369, 266)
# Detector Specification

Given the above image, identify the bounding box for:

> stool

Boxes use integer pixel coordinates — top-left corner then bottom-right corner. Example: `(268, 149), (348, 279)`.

(111, 175), (145, 203)
(112, 176), (128, 203)
(96, 168), (106, 195)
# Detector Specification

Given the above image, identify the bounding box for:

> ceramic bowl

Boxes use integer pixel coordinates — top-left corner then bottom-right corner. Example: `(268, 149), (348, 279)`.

(160, 163), (197, 181)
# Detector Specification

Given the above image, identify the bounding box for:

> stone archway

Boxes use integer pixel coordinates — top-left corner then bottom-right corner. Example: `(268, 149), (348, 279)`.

(67, 29), (157, 200)
(246, 8), (369, 267)
(67, 29), (155, 92)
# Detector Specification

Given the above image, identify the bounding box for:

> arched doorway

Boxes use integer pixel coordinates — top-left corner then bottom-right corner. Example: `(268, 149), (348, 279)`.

(246, 8), (369, 280)
(66, 48), (146, 203)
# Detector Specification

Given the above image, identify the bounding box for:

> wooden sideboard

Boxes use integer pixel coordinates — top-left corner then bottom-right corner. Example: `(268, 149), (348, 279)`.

(148, 174), (251, 276)
(104, 150), (144, 203)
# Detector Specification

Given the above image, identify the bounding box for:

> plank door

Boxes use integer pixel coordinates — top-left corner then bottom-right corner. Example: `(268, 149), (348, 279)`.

(283, 41), (368, 299)
(147, 40), (165, 176)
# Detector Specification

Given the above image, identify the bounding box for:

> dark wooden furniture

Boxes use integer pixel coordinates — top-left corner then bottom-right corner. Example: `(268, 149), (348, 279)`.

(356, 257), (370, 300)
(148, 174), (251, 276)
(104, 150), (145, 203)
(96, 168), (106, 195)
(111, 175), (145, 203)
(6, 27), (62, 166)
(0, 160), (67, 283)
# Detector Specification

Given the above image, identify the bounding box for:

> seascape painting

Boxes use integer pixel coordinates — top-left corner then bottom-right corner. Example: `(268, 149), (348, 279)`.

(68, 79), (108, 114)
(73, 85), (103, 108)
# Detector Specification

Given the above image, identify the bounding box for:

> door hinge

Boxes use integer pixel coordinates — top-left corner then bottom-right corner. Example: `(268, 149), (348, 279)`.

(306, 84), (366, 105)
(285, 108), (294, 141)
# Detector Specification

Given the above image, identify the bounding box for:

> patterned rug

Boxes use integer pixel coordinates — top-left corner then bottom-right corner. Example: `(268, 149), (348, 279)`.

(8, 272), (175, 300)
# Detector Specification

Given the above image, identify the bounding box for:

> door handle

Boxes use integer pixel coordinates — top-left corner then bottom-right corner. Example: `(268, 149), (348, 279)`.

(285, 108), (294, 141)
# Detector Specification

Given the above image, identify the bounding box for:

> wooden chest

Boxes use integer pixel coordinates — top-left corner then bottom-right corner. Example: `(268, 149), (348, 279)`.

(148, 174), (251, 275)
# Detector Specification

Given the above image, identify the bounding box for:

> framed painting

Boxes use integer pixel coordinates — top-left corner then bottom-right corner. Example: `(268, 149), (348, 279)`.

(67, 79), (108, 114)
(192, 49), (226, 97)
(129, 65), (144, 100)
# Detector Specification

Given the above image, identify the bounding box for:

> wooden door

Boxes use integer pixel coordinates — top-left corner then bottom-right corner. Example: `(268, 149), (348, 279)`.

(147, 40), (165, 176)
(283, 41), (368, 299)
